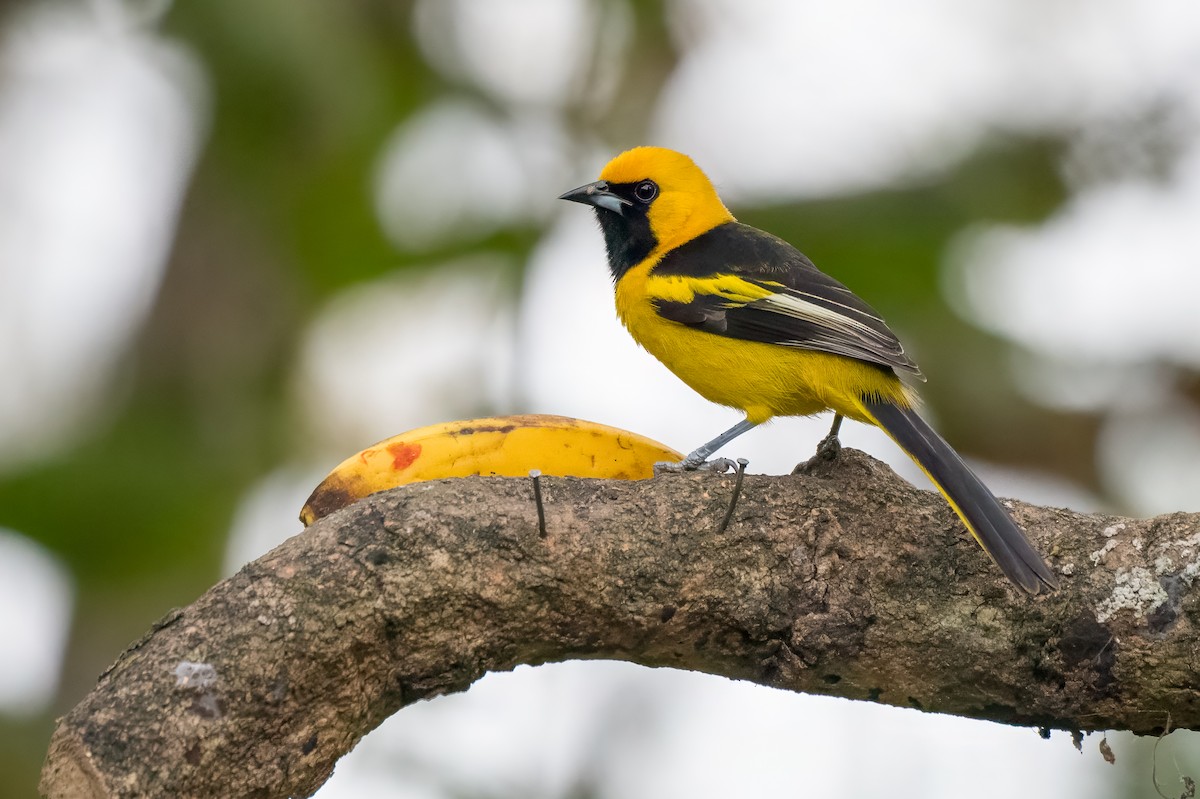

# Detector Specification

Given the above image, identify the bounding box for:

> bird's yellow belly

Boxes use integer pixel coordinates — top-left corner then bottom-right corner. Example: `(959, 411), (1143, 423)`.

(616, 281), (910, 425)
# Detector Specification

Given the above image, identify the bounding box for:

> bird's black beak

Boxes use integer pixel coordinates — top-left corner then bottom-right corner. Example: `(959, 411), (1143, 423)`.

(558, 180), (631, 215)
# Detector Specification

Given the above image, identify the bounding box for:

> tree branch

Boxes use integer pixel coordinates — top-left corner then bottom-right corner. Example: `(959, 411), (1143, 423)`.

(40, 450), (1200, 798)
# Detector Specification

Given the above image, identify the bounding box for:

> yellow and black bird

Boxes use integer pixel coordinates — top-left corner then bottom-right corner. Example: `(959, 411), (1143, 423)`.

(559, 146), (1057, 595)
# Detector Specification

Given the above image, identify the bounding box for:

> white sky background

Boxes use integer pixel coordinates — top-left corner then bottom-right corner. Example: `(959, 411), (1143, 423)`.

(3, 0), (1200, 795)
(0, 0), (202, 720)
(0, 1), (202, 471)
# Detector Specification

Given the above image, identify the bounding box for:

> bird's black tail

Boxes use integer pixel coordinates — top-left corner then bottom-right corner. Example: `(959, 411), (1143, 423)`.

(859, 397), (1058, 595)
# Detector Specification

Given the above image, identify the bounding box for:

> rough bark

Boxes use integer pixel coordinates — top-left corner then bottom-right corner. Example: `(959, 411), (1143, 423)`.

(40, 449), (1200, 798)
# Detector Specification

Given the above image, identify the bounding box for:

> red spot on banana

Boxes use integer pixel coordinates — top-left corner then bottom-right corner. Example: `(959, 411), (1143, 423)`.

(387, 442), (421, 471)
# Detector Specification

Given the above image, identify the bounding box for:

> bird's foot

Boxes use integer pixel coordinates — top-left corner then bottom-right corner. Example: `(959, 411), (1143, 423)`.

(792, 432), (842, 475)
(654, 457), (735, 475)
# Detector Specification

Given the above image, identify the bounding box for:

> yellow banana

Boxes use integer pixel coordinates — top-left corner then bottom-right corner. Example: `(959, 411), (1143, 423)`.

(300, 414), (682, 525)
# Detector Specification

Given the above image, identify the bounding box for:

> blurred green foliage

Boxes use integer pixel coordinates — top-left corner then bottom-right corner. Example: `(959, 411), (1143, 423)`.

(1, 1), (1194, 796)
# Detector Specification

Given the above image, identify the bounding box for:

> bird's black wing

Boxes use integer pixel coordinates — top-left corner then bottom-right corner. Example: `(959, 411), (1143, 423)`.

(649, 222), (922, 378)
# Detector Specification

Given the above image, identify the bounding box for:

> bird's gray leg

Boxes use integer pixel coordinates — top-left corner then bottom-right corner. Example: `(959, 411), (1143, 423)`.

(655, 418), (758, 474)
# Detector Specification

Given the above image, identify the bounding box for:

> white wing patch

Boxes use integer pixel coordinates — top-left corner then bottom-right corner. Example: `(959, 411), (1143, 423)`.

(761, 290), (882, 335)
(753, 288), (923, 378)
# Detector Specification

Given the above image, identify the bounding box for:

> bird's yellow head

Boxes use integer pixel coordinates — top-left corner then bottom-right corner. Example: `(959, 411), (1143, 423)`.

(560, 146), (735, 279)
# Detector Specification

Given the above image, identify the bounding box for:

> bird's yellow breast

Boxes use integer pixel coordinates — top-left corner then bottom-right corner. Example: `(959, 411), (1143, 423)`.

(615, 261), (911, 425)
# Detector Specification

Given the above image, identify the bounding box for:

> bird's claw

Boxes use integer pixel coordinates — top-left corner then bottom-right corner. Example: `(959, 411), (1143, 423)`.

(654, 457), (735, 475)
(814, 432), (842, 460)
(792, 433), (842, 475)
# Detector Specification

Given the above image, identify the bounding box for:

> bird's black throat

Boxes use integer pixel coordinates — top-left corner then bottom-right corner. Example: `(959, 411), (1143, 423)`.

(594, 205), (656, 282)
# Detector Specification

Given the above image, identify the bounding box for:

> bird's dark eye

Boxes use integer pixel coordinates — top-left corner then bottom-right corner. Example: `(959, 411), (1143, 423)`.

(633, 180), (658, 203)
